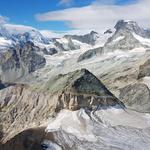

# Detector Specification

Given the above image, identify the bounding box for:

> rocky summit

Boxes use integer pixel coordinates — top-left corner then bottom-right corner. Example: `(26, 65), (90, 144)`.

(0, 69), (124, 145)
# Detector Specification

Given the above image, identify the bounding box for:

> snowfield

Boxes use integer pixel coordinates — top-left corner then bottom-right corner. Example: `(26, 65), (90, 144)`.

(133, 33), (150, 46)
(0, 37), (12, 49)
(45, 107), (150, 150)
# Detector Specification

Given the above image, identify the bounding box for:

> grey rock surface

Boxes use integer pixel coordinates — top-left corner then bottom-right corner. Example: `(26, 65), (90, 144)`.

(138, 58), (150, 79)
(119, 83), (150, 112)
(77, 47), (103, 62)
(0, 41), (46, 82)
(64, 31), (99, 46)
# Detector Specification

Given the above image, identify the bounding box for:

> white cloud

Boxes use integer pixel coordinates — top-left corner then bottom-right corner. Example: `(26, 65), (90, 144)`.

(40, 30), (63, 38)
(0, 15), (9, 24)
(36, 0), (150, 32)
(40, 29), (93, 38)
(93, 0), (116, 5)
(59, 0), (73, 6)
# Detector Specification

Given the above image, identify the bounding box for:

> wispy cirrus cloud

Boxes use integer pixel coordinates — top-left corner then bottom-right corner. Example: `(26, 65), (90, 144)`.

(0, 15), (9, 24)
(59, 0), (73, 6)
(36, 0), (150, 32)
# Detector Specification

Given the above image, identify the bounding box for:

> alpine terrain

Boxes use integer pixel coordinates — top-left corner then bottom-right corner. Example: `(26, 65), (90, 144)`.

(0, 19), (150, 150)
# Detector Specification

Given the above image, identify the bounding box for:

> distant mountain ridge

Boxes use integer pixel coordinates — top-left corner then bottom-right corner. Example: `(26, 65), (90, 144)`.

(78, 20), (150, 62)
(0, 24), (101, 54)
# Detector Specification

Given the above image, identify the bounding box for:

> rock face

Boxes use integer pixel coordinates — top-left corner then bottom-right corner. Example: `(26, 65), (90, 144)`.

(114, 20), (150, 38)
(48, 31), (100, 53)
(64, 31), (99, 46)
(46, 69), (123, 111)
(0, 69), (124, 143)
(104, 29), (113, 34)
(0, 80), (5, 90)
(0, 41), (46, 82)
(0, 127), (49, 150)
(138, 58), (150, 79)
(119, 83), (150, 112)
(42, 47), (57, 55)
(77, 47), (103, 62)
(103, 20), (148, 52)
(53, 37), (80, 51)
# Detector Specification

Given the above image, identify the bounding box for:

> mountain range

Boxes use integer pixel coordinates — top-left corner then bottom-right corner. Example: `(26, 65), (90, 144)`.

(0, 20), (150, 150)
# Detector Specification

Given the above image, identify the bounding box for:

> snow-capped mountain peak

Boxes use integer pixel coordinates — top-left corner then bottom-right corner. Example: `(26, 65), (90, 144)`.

(0, 24), (49, 49)
(114, 19), (150, 38)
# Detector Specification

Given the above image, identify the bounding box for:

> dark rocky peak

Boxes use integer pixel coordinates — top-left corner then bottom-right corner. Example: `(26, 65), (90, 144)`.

(23, 41), (36, 50)
(15, 41), (37, 54)
(104, 29), (113, 34)
(22, 41), (35, 47)
(68, 69), (113, 96)
(114, 20), (139, 31)
(114, 20), (150, 38)
(17, 30), (49, 44)
(46, 69), (124, 111)
(63, 31), (99, 45)
(90, 30), (99, 36)
(102, 20), (150, 51)
(114, 20), (143, 32)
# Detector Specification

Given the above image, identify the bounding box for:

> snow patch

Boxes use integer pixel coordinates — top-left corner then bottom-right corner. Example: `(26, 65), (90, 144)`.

(95, 108), (150, 128)
(112, 36), (125, 43)
(141, 77), (150, 89)
(132, 33), (150, 46)
(0, 37), (12, 48)
(143, 113), (150, 124)
(46, 109), (96, 142)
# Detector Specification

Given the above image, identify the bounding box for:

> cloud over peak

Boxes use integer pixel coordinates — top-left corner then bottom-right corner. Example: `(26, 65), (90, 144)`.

(0, 15), (9, 24)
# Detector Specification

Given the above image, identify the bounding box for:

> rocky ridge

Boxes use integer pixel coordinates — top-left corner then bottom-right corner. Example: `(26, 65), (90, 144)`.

(0, 69), (124, 144)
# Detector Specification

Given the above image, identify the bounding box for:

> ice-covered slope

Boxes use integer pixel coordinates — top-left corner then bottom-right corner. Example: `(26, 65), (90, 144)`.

(0, 37), (12, 49)
(132, 32), (150, 46)
(2, 24), (49, 44)
(43, 107), (150, 150)
(2, 107), (150, 150)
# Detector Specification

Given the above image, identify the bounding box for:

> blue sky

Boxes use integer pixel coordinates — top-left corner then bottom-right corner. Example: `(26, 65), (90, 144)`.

(0, 0), (149, 32)
(0, 0), (96, 30)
